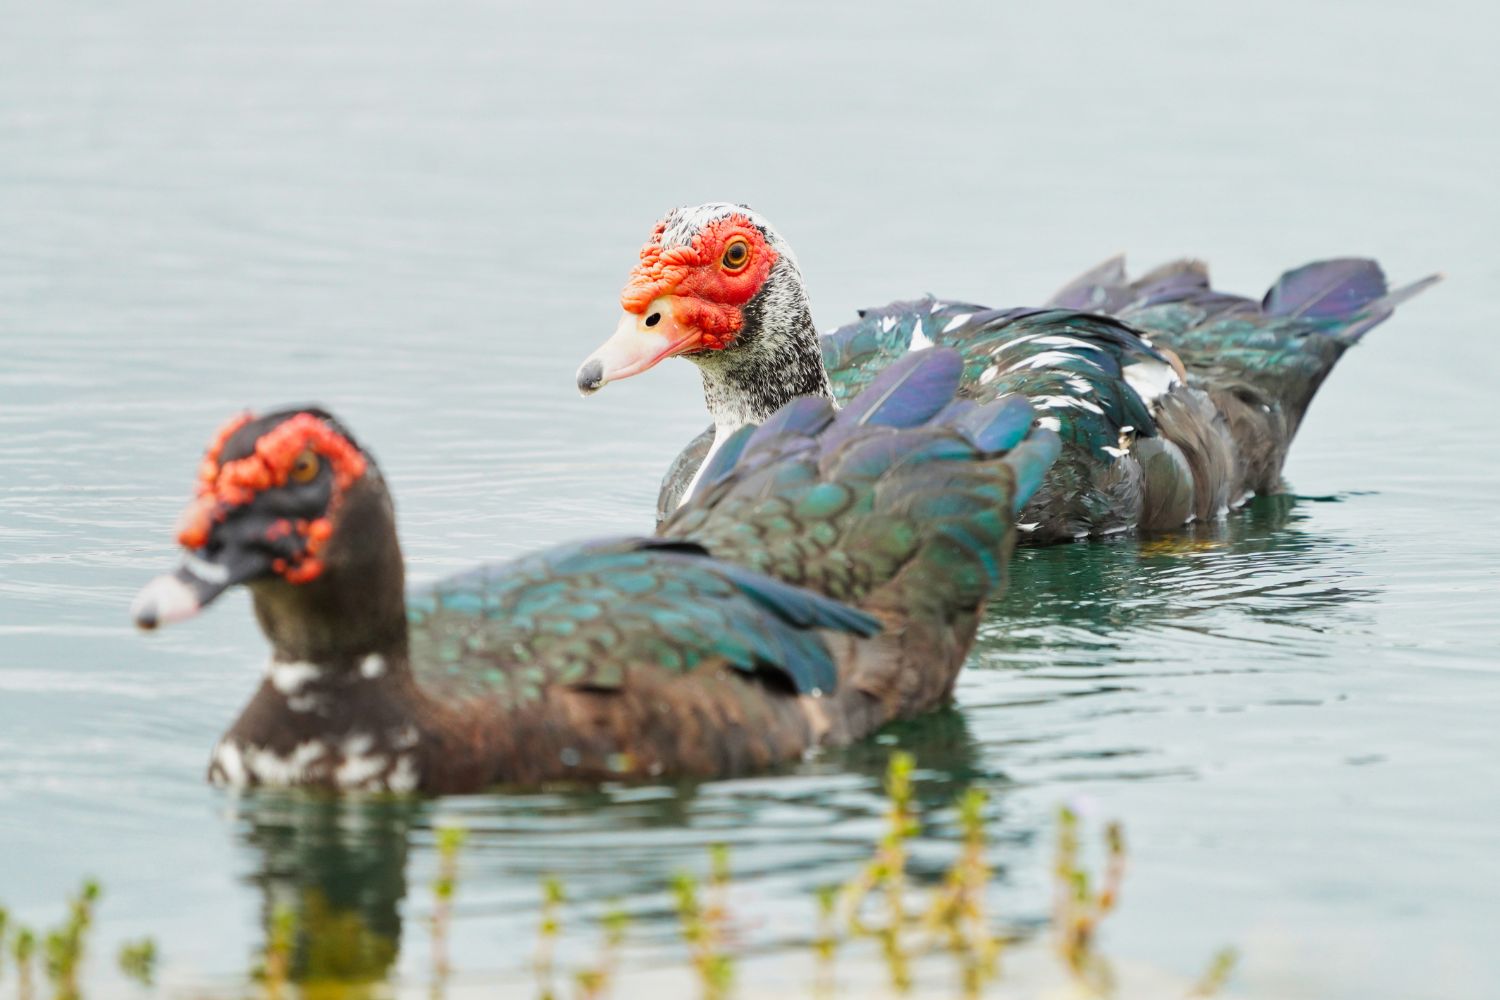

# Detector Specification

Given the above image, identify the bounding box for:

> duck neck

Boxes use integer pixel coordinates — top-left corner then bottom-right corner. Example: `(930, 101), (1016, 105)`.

(248, 473), (411, 680)
(692, 264), (834, 438)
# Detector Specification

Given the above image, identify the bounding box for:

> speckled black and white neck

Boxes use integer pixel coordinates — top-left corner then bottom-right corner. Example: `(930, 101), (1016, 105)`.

(661, 204), (835, 501)
(694, 256), (834, 429)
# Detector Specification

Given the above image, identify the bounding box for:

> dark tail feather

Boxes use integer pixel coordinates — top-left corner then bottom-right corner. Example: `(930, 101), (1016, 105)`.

(1127, 258), (1209, 298)
(1263, 259), (1442, 343)
(1046, 256), (1236, 313)
(1046, 254), (1127, 311)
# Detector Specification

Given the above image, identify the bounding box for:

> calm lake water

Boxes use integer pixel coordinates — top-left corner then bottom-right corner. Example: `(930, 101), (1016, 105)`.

(1, 2), (1496, 997)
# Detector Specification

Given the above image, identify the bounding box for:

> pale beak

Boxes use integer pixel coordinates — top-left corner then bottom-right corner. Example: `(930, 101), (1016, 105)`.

(131, 560), (230, 630)
(576, 297), (701, 396)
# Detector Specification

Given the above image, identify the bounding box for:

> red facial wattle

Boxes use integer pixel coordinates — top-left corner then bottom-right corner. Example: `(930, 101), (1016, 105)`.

(578, 214), (777, 394)
(620, 216), (776, 346)
(177, 412), (367, 585)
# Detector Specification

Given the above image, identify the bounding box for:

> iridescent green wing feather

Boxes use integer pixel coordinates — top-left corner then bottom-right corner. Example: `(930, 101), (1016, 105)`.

(666, 349), (1059, 618)
(406, 537), (878, 704)
(823, 301), (1164, 461)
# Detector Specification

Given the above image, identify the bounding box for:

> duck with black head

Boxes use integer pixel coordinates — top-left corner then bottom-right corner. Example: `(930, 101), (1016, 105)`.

(133, 351), (1059, 794)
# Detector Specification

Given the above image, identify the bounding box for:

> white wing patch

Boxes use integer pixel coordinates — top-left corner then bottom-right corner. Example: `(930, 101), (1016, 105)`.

(908, 316), (934, 351)
(1004, 350), (1084, 374)
(1032, 394), (1105, 415)
(1122, 358), (1180, 409)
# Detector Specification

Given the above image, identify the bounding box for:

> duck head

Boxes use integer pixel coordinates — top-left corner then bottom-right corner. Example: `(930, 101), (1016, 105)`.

(577, 203), (832, 428)
(132, 408), (407, 663)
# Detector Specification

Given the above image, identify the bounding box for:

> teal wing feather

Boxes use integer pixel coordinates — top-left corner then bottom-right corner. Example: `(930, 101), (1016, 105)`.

(1053, 256), (1437, 432)
(821, 302), (1170, 540)
(665, 349), (1059, 618)
(406, 537), (878, 703)
(820, 297), (987, 403)
(824, 301), (1162, 460)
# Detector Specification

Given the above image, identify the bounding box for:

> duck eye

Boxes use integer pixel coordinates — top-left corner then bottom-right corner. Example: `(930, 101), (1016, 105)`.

(289, 449), (320, 484)
(720, 238), (750, 273)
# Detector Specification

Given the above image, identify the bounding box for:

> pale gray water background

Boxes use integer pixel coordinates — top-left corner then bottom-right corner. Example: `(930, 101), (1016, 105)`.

(1, 2), (1497, 997)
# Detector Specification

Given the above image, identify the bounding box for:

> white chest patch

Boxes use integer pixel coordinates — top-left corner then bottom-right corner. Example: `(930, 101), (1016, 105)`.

(244, 741), (327, 785)
(211, 741), (248, 787)
(268, 659), (322, 695)
(209, 732), (420, 792)
(210, 739), (326, 788)
(683, 422), (741, 507)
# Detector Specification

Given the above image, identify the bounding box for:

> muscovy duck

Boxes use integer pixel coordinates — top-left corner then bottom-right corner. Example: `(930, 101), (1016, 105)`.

(575, 203), (1436, 541)
(130, 351), (1059, 793)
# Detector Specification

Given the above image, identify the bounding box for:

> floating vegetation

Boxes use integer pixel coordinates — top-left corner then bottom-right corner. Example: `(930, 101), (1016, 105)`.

(0, 752), (1237, 999)
(1190, 946), (1239, 998)
(116, 938), (157, 987)
(837, 749), (918, 991)
(813, 883), (840, 997)
(256, 903), (296, 999)
(572, 902), (628, 1000)
(0, 882), (104, 1000)
(1052, 804), (1127, 994)
(920, 787), (1002, 995)
(670, 846), (735, 1000)
(430, 822), (467, 994)
(534, 875), (565, 1000)
(44, 878), (100, 1000)
(13, 926), (37, 1000)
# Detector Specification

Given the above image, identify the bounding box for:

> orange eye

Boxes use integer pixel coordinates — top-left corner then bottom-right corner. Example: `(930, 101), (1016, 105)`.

(720, 237), (751, 273)
(289, 449), (320, 484)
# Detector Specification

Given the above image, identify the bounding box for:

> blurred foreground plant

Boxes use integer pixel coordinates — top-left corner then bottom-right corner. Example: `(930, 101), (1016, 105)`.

(431, 822), (468, 996)
(117, 937), (157, 987)
(671, 847), (734, 1000)
(0, 751), (1238, 1000)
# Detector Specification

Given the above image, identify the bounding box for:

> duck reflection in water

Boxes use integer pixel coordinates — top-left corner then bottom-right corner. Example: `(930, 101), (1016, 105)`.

(234, 792), (417, 991)
(224, 710), (1002, 991)
(979, 493), (1378, 657)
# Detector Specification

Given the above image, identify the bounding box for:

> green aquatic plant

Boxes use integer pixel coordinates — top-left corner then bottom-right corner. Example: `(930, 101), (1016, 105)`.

(117, 937), (157, 987)
(13, 926), (36, 1000)
(1190, 946), (1239, 997)
(41, 878), (100, 1000)
(670, 864), (733, 1000)
(1052, 805), (1126, 995)
(258, 902), (297, 999)
(534, 875), (565, 1000)
(920, 786), (1001, 995)
(0, 752), (1241, 999)
(429, 822), (468, 996)
(573, 901), (628, 1000)
(837, 750), (918, 991)
(812, 883), (840, 998)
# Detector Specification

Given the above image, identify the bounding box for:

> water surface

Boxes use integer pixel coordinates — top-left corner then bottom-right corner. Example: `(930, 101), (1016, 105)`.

(1, 2), (1496, 998)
